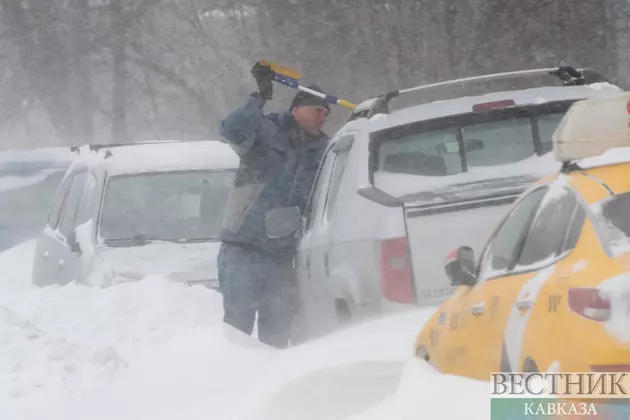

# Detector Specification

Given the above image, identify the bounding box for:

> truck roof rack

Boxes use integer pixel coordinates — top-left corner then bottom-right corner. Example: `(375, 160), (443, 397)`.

(349, 66), (610, 121)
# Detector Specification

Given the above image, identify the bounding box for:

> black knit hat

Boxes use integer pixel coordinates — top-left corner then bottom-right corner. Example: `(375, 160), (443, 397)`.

(289, 84), (331, 112)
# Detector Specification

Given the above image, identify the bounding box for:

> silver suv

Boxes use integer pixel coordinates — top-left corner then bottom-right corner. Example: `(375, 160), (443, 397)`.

(31, 140), (238, 288)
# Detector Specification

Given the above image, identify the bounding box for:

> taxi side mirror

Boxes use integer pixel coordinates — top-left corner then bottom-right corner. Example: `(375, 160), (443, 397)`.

(444, 246), (477, 286)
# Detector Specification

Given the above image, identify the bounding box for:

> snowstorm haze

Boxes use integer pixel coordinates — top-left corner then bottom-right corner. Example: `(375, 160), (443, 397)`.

(0, 0), (629, 149)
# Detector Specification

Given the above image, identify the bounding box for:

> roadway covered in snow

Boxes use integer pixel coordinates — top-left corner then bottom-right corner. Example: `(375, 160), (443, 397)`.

(0, 240), (489, 420)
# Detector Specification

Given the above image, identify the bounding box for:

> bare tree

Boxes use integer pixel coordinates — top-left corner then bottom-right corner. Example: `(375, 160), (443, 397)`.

(0, 0), (622, 149)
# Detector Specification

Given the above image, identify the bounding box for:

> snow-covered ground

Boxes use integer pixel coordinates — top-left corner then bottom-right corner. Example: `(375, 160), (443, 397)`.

(0, 240), (487, 420)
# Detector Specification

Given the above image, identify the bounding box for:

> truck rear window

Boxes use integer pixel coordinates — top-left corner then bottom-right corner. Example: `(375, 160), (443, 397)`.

(373, 101), (573, 177)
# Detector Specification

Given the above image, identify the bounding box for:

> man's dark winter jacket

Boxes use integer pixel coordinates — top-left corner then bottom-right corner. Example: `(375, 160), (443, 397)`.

(218, 93), (329, 259)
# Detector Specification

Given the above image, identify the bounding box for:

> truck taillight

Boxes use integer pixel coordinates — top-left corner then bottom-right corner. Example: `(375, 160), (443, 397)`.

(568, 287), (611, 322)
(379, 237), (415, 304)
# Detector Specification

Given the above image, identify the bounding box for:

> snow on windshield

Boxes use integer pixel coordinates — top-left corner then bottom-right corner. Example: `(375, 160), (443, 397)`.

(99, 170), (235, 242)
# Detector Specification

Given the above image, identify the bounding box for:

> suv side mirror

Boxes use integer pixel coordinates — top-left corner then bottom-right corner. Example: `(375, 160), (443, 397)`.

(265, 206), (302, 238)
(444, 246), (477, 286)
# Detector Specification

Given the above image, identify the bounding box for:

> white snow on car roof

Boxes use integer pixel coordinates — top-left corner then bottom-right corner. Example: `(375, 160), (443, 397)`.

(366, 84), (623, 132)
(576, 146), (630, 169)
(84, 141), (239, 175)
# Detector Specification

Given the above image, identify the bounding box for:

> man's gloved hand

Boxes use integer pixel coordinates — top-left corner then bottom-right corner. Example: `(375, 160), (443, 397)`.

(251, 61), (274, 100)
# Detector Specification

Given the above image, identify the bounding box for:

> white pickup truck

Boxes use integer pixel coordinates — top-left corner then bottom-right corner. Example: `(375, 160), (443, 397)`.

(353, 67), (624, 308)
(265, 67), (625, 342)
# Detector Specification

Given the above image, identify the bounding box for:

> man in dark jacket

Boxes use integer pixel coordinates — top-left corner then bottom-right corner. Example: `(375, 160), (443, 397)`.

(217, 62), (330, 348)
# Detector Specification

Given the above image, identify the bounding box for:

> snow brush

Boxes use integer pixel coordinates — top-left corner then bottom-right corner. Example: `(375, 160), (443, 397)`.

(259, 60), (357, 111)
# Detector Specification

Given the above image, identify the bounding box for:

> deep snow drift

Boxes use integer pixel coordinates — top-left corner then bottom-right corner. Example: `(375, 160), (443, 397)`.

(0, 240), (487, 420)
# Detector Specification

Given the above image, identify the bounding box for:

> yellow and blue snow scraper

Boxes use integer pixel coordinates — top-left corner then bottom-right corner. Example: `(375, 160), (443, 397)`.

(259, 59), (357, 111)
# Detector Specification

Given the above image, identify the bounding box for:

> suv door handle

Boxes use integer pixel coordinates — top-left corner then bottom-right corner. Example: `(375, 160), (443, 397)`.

(469, 302), (485, 315)
(57, 260), (64, 270)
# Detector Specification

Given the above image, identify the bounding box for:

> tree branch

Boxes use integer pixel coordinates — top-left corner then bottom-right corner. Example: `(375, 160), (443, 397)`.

(126, 45), (218, 123)
(87, 0), (161, 52)
(122, 0), (162, 29)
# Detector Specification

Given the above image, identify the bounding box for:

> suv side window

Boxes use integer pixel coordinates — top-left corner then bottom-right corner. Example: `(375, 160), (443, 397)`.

(47, 174), (75, 229)
(304, 146), (336, 233)
(515, 187), (578, 268)
(323, 143), (352, 223)
(477, 187), (547, 280)
(58, 173), (88, 238)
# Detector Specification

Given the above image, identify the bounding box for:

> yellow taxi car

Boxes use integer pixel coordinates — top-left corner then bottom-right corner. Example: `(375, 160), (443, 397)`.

(414, 91), (630, 381)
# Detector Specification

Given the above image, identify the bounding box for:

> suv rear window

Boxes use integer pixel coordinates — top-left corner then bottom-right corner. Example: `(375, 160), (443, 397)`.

(373, 100), (575, 178)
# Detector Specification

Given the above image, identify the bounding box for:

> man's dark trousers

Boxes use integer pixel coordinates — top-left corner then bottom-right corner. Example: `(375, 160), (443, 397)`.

(218, 242), (295, 349)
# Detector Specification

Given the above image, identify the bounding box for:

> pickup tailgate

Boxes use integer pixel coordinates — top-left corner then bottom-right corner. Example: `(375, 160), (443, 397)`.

(401, 176), (535, 306)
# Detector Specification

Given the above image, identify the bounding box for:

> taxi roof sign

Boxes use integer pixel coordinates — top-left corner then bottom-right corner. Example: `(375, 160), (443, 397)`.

(553, 91), (630, 163)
